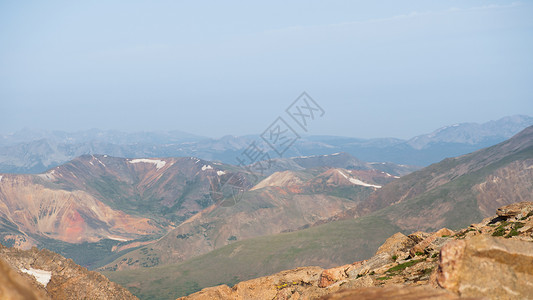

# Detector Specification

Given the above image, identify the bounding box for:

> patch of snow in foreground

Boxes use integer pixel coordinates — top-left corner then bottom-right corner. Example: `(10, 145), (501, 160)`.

(202, 165), (213, 171)
(217, 170), (226, 176)
(129, 159), (166, 169)
(0, 175), (2, 182)
(20, 268), (52, 286)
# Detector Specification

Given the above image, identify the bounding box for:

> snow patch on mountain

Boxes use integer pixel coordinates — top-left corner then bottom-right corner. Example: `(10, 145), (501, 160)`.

(336, 169), (381, 188)
(20, 268), (52, 286)
(202, 165), (213, 171)
(107, 236), (129, 242)
(37, 170), (56, 181)
(96, 158), (106, 167)
(129, 159), (166, 169)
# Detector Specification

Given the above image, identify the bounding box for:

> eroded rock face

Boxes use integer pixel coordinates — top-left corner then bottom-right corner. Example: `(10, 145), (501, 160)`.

(437, 235), (533, 299)
(0, 244), (137, 300)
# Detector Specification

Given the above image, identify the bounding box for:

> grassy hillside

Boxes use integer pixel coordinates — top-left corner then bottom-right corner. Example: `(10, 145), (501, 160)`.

(102, 215), (401, 300)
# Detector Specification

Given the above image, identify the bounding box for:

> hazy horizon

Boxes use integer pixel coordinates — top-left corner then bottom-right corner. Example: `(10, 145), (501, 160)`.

(1, 113), (531, 141)
(2, 1), (532, 139)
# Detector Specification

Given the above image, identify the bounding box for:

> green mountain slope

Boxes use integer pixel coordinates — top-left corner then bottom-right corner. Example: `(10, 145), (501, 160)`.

(102, 215), (400, 299)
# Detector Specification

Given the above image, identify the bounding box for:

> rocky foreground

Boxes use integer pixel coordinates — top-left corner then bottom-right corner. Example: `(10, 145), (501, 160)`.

(179, 202), (533, 300)
(0, 244), (137, 300)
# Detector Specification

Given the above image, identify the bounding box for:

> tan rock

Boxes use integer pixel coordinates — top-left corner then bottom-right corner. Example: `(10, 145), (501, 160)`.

(436, 239), (466, 292)
(496, 201), (533, 218)
(346, 253), (393, 278)
(318, 264), (350, 288)
(375, 232), (416, 257)
(341, 275), (375, 289)
(408, 231), (431, 244)
(319, 285), (466, 300)
(410, 228), (454, 257)
(177, 285), (234, 300)
(437, 235), (533, 299)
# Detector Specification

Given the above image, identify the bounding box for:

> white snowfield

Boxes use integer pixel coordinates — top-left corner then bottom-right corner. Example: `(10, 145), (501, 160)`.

(20, 268), (52, 286)
(0, 175), (2, 182)
(201, 165), (213, 171)
(217, 170), (226, 176)
(107, 236), (129, 242)
(336, 169), (382, 188)
(129, 159), (166, 170)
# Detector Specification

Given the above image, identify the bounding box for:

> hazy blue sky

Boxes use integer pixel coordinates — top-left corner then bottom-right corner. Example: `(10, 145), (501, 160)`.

(1, 0), (532, 138)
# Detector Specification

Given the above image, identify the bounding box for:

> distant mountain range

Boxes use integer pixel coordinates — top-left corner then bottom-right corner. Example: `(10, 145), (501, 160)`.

(1, 115), (531, 173)
(0, 152), (406, 269)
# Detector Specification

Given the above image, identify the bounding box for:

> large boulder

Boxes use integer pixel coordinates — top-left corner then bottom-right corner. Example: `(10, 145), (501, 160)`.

(437, 235), (533, 299)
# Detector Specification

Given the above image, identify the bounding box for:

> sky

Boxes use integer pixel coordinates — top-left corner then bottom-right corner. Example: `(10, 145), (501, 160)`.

(1, 0), (532, 139)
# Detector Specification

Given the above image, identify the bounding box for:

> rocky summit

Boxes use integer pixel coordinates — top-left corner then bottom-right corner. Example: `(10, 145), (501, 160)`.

(179, 202), (533, 300)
